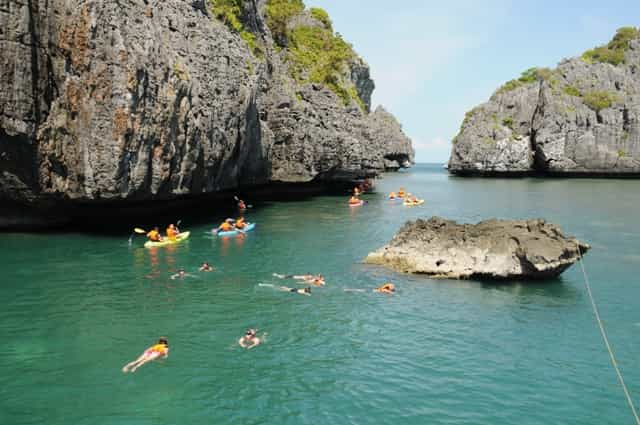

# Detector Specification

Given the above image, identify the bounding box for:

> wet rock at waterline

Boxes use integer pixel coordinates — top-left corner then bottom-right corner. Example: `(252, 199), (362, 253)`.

(365, 217), (590, 280)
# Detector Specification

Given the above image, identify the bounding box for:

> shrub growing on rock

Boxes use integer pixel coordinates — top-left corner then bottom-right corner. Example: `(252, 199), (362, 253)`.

(583, 91), (618, 111)
(210, 0), (263, 57)
(563, 85), (582, 97)
(310, 7), (332, 30)
(266, 0), (304, 45)
(496, 67), (551, 94)
(582, 26), (640, 65)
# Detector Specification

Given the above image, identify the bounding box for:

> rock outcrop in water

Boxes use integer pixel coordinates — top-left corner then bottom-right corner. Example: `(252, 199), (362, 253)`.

(0, 0), (413, 227)
(448, 27), (640, 176)
(365, 217), (590, 280)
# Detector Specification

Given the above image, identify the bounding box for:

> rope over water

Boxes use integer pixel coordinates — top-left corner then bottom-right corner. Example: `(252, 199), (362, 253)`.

(576, 240), (640, 425)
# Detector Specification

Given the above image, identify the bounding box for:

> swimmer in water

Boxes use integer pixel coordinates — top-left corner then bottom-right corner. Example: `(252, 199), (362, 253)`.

(278, 285), (311, 296)
(306, 274), (325, 286)
(374, 283), (396, 294)
(170, 269), (187, 280)
(238, 328), (261, 349)
(274, 273), (325, 285)
(199, 262), (214, 272)
(122, 337), (169, 373)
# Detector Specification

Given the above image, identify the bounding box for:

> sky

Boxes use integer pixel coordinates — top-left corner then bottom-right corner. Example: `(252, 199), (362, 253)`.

(308, 0), (640, 163)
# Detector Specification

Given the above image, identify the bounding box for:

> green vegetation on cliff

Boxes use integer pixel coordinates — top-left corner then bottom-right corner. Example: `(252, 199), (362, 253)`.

(310, 7), (332, 30)
(266, 0), (363, 109)
(288, 26), (359, 106)
(582, 27), (640, 65)
(210, 0), (263, 57)
(266, 0), (305, 44)
(496, 67), (551, 94)
(563, 85), (581, 97)
(583, 91), (618, 111)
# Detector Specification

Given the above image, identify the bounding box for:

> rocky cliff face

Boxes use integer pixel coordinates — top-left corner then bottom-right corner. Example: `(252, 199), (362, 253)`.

(449, 28), (640, 176)
(0, 0), (413, 227)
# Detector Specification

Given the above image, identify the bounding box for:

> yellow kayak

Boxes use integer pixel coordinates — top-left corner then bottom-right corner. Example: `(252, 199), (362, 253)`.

(144, 231), (190, 248)
(403, 200), (425, 207)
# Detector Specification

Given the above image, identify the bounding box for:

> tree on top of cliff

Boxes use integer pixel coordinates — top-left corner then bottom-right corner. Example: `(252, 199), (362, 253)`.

(582, 26), (640, 66)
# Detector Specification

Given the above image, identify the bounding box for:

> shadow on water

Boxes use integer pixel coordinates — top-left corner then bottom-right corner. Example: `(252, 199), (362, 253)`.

(4, 181), (365, 236)
(477, 275), (582, 305)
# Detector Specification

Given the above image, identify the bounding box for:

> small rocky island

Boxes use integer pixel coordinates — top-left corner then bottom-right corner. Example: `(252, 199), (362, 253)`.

(448, 27), (640, 176)
(365, 217), (590, 280)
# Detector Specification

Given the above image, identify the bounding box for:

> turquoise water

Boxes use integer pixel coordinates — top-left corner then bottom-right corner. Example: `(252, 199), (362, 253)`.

(1, 164), (639, 424)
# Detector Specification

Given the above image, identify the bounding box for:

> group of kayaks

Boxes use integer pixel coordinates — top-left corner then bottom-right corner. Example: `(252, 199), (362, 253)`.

(137, 199), (257, 249)
(142, 223), (257, 249)
(388, 187), (425, 207)
(346, 185), (425, 207)
(141, 184), (421, 249)
(349, 187), (424, 207)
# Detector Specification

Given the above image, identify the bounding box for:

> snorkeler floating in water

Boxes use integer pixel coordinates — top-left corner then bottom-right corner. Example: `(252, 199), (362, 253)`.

(171, 269), (187, 280)
(199, 262), (214, 272)
(170, 269), (197, 280)
(273, 273), (325, 286)
(282, 286), (311, 296)
(343, 283), (397, 294)
(238, 328), (261, 349)
(122, 337), (169, 373)
(374, 283), (396, 294)
(258, 283), (311, 296)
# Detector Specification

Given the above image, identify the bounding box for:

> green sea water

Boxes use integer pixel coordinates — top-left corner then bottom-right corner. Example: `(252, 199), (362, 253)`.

(1, 164), (639, 424)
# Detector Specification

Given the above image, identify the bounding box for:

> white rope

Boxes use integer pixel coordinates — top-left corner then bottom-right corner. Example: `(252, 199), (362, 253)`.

(576, 241), (640, 425)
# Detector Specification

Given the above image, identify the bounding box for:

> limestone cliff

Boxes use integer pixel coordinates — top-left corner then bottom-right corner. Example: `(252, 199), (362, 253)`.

(0, 0), (413, 227)
(448, 27), (640, 176)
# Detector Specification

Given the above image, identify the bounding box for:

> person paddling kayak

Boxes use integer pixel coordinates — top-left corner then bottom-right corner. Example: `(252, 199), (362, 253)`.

(235, 217), (247, 230)
(122, 337), (169, 373)
(238, 199), (247, 210)
(147, 227), (163, 242)
(166, 224), (179, 240)
(349, 196), (361, 205)
(218, 219), (235, 232)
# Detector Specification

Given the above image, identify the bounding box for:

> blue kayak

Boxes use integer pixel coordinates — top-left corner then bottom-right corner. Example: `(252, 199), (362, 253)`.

(214, 222), (256, 237)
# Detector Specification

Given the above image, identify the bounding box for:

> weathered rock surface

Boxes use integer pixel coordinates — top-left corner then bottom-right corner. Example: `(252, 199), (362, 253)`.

(449, 29), (640, 176)
(0, 0), (413, 227)
(365, 217), (590, 280)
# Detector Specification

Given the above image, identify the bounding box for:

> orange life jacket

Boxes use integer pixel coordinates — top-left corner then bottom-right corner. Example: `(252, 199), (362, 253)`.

(147, 230), (161, 241)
